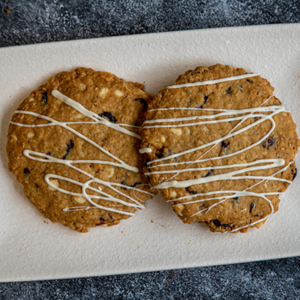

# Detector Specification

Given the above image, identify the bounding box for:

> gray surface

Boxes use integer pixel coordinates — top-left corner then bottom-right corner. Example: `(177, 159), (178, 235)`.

(1, 0), (300, 299)
(1, 0), (300, 47)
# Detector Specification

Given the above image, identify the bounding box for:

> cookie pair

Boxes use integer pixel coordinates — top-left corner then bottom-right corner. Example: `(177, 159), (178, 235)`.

(7, 65), (300, 233)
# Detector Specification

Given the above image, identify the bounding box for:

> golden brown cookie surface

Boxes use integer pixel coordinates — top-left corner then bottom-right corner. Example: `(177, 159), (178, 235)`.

(7, 67), (152, 232)
(141, 64), (299, 233)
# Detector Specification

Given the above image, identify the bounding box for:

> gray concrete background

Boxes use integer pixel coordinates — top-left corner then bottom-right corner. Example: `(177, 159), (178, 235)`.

(1, 0), (300, 299)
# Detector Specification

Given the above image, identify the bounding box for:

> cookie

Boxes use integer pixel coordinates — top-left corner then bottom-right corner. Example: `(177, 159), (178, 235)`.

(140, 64), (299, 233)
(7, 67), (153, 232)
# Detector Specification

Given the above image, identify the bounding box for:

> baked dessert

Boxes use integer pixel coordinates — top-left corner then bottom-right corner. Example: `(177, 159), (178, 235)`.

(7, 67), (152, 232)
(140, 64), (299, 233)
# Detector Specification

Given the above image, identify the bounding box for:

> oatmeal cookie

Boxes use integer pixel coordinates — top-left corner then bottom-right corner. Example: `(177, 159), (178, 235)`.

(7, 67), (152, 232)
(140, 64), (299, 233)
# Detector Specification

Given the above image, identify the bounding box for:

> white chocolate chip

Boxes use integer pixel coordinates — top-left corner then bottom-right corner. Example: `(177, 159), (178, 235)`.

(29, 98), (34, 102)
(11, 134), (17, 141)
(27, 132), (34, 138)
(75, 113), (85, 119)
(184, 127), (190, 135)
(170, 190), (177, 198)
(114, 90), (123, 97)
(73, 196), (86, 204)
(80, 83), (86, 91)
(107, 167), (115, 178)
(99, 88), (109, 98)
(176, 204), (184, 216)
(176, 204), (184, 210)
(48, 179), (59, 191)
(202, 126), (209, 133)
(171, 128), (182, 136)
(160, 135), (166, 143)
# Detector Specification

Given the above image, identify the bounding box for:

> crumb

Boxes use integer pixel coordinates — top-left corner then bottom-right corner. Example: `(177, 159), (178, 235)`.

(5, 9), (10, 14)
(137, 246), (140, 249)
(151, 220), (153, 223)
(43, 220), (49, 224)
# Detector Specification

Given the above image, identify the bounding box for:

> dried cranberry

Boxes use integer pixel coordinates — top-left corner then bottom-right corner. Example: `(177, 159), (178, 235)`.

(262, 137), (275, 149)
(62, 140), (74, 159)
(135, 98), (147, 110)
(203, 170), (214, 177)
(213, 219), (221, 227)
(221, 141), (229, 148)
(226, 87), (232, 94)
(99, 111), (117, 123)
(200, 94), (208, 108)
(41, 92), (48, 105)
(96, 217), (106, 226)
(186, 187), (197, 194)
(24, 168), (30, 175)
(121, 181), (142, 188)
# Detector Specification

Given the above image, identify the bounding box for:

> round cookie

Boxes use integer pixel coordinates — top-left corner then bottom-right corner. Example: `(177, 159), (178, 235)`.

(140, 64), (300, 233)
(7, 67), (153, 232)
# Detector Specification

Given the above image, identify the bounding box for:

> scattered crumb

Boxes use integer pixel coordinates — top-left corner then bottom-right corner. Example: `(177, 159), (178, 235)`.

(137, 246), (140, 249)
(298, 76), (300, 78)
(121, 231), (123, 233)
(165, 270), (175, 285)
(43, 220), (49, 224)
(151, 220), (153, 223)
(5, 9), (10, 14)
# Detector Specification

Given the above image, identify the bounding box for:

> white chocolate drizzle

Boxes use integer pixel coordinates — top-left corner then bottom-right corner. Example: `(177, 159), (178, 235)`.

(166, 73), (259, 89)
(11, 90), (152, 215)
(144, 73), (294, 231)
(52, 90), (141, 140)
